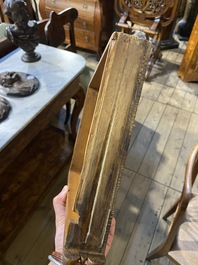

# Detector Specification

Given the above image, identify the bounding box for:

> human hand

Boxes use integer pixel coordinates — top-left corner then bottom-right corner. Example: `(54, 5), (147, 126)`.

(50, 185), (116, 263)
(53, 185), (69, 253)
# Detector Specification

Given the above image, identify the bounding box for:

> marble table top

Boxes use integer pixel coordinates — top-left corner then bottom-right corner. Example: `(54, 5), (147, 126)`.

(0, 44), (86, 151)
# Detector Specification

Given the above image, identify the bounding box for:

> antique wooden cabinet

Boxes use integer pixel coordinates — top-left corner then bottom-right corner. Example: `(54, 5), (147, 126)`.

(178, 14), (198, 82)
(39, 0), (114, 53)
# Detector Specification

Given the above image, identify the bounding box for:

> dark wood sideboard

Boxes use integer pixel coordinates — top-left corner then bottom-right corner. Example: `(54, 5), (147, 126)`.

(39, 0), (114, 54)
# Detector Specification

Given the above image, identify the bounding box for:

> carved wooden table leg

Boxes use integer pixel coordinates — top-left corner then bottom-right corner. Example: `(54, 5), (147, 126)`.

(65, 101), (71, 124)
(64, 81), (85, 140)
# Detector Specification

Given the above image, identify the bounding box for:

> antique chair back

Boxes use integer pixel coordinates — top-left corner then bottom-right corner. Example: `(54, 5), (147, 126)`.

(147, 143), (198, 264)
(38, 7), (78, 52)
(114, 0), (180, 79)
(115, 0), (179, 28)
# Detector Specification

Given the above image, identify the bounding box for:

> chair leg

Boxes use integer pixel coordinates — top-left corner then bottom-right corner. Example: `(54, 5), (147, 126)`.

(145, 32), (162, 80)
(65, 100), (71, 125)
(146, 242), (169, 261)
(145, 58), (153, 80)
(163, 197), (180, 220)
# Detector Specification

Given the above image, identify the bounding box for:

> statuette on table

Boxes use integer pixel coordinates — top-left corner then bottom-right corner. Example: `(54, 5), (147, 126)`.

(3, 0), (41, 62)
(0, 71), (39, 96)
(0, 97), (11, 121)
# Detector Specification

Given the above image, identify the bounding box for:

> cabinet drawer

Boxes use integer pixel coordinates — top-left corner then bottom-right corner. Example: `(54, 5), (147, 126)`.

(41, 0), (96, 21)
(44, 8), (95, 32)
(42, 0), (96, 31)
(64, 27), (97, 51)
(64, 0), (96, 19)
(75, 16), (95, 32)
(39, 0), (105, 52)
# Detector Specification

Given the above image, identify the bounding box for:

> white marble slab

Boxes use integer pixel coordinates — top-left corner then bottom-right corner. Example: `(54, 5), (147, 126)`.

(0, 44), (86, 151)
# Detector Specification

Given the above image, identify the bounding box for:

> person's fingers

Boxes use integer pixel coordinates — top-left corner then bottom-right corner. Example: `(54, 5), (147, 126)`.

(53, 185), (68, 223)
(53, 186), (68, 253)
(53, 185), (68, 209)
(105, 217), (116, 256)
(53, 187), (116, 257)
(109, 217), (116, 237)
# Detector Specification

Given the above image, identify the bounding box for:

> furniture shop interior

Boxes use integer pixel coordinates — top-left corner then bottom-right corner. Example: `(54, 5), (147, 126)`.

(0, 1), (198, 265)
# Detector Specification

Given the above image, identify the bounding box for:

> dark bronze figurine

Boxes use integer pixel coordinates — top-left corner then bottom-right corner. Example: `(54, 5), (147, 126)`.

(4, 0), (41, 62)
(0, 71), (39, 96)
(0, 97), (11, 121)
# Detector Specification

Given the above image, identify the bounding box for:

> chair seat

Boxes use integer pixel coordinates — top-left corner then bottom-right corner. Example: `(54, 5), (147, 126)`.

(168, 195), (198, 265)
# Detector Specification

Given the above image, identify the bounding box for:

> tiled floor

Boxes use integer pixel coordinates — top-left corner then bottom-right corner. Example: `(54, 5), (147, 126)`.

(2, 35), (198, 265)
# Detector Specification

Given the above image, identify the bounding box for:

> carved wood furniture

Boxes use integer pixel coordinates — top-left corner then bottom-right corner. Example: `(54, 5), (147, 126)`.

(178, 14), (198, 82)
(147, 143), (198, 265)
(39, 0), (114, 54)
(38, 7), (78, 53)
(114, 0), (180, 79)
(37, 6), (80, 127)
(62, 32), (151, 264)
(0, 45), (85, 253)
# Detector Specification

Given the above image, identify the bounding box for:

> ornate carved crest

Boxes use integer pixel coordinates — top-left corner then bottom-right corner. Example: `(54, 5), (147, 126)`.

(122, 0), (167, 14)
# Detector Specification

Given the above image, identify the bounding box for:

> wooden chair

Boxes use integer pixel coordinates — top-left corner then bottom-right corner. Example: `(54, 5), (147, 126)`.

(37, 7), (81, 133)
(114, 0), (180, 79)
(37, 7), (78, 53)
(147, 143), (198, 265)
(39, 5), (80, 133)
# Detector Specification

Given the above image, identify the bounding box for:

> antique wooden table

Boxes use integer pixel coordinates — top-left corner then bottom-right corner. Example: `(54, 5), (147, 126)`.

(0, 44), (86, 253)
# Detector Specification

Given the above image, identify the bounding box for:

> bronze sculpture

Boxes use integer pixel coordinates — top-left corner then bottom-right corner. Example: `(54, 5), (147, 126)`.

(4, 0), (41, 62)
(0, 97), (11, 121)
(0, 71), (39, 96)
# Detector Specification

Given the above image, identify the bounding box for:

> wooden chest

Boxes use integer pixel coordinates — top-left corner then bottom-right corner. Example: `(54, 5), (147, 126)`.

(39, 0), (114, 53)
